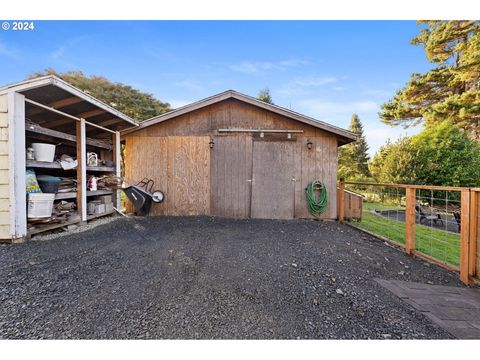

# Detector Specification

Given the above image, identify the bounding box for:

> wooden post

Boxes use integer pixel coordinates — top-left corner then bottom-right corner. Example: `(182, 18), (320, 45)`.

(113, 131), (121, 209)
(76, 118), (87, 222)
(469, 191), (478, 279)
(460, 190), (471, 285)
(338, 178), (345, 224)
(405, 187), (416, 256)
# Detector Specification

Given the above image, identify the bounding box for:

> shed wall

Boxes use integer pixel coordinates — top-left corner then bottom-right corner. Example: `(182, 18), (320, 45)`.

(0, 94), (10, 238)
(125, 99), (339, 219)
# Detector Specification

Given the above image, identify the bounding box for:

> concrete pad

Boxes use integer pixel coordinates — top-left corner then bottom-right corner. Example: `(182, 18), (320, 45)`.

(376, 279), (480, 339)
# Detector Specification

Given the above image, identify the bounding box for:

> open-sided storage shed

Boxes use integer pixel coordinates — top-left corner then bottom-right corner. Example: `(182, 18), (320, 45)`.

(123, 90), (355, 220)
(0, 76), (137, 242)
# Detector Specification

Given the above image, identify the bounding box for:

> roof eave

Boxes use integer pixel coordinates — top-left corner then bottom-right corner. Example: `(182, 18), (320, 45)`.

(122, 90), (356, 141)
(0, 75), (139, 127)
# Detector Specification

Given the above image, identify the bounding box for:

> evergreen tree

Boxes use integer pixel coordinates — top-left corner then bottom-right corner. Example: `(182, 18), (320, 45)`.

(380, 21), (480, 139)
(257, 87), (274, 104)
(338, 114), (370, 179)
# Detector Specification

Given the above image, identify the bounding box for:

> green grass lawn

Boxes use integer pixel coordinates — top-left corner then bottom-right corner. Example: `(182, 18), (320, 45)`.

(352, 202), (460, 267)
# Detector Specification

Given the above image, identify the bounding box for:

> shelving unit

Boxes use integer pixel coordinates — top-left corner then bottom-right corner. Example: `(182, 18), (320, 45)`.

(54, 189), (113, 200)
(0, 75), (137, 242)
(87, 209), (115, 221)
(24, 104), (122, 236)
(26, 160), (115, 173)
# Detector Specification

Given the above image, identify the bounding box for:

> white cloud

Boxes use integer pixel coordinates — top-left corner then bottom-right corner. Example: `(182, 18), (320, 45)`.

(229, 58), (308, 74)
(277, 76), (338, 96)
(298, 99), (378, 116)
(0, 39), (17, 59)
(167, 99), (192, 109)
(363, 124), (422, 156)
(50, 36), (85, 60)
(293, 76), (337, 87)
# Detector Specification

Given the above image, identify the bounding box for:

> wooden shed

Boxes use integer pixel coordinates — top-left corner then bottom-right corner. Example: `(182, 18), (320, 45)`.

(123, 90), (355, 220)
(0, 76), (137, 242)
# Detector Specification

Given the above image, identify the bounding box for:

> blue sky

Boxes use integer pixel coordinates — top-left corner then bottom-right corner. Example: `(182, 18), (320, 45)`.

(0, 21), (433, 154)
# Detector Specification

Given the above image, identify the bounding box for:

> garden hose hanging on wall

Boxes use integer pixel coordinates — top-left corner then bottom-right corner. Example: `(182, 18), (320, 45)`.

(306, 180), (328, 218)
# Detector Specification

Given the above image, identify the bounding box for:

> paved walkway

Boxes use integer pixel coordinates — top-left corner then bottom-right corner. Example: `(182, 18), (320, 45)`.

(376, 279), (480, 339)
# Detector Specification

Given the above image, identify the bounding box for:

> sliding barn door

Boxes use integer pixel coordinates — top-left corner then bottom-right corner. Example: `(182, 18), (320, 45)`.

(126, 136), (210, 216)
(251, 141), (296, 219)
(210, 136), (253, 218)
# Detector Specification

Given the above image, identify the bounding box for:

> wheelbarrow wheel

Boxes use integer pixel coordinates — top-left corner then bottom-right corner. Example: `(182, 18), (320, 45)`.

(152, 190), (165, 203)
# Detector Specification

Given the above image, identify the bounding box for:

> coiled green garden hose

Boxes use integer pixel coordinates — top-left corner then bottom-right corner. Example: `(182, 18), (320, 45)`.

(306, 180), (328, 218)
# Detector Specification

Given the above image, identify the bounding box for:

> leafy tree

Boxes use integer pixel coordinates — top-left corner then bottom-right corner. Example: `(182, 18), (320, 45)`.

(30, 69), (171, 121)
(408, 121), (480, 187)
(380, 21), (480, 139)
(257, 87), (274, 104)
(338, 114), (370, 179)
(369, 122), (480, 186)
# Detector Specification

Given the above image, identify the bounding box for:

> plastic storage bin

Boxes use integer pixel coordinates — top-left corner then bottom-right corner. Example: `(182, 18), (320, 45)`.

(32, 143), (56, 162)
(27, 193), (55, 218)
(36, 175), (61, 193)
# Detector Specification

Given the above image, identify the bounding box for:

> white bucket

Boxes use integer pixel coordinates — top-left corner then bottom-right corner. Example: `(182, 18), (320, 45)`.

(28, 193), (55, 218)
(32, 143), (56, 162)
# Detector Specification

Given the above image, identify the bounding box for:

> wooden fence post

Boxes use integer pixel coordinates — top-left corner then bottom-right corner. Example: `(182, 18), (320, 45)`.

(469, 190), (478, 279)
(460, 190), (471, 285)
(339, 178), (345, 224)
(405, 187), (416, 256)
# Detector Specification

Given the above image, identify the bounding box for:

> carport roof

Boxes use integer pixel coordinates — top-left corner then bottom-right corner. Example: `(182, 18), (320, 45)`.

(122, 90), (356, 144)
(0, 75), (138, 133)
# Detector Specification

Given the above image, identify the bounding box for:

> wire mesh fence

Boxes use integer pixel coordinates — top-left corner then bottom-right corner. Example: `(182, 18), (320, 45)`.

(414, 189), (461, 267)
(344, 183), (461, 268)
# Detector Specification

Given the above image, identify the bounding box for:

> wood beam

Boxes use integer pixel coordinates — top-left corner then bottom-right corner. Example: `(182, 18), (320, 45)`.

(27, 96), (83, 116)
(42, 108), (107, 129)
(460, 190), (471, 285)
(96, 118), (122, 127)
(113, 131), (121, 209)
(26, 120), (113, 150)
(405, 187), (416, 256)
(338, 179), (345, 223)
(469, 191), (478, 279)
(76, 118), (87, 222)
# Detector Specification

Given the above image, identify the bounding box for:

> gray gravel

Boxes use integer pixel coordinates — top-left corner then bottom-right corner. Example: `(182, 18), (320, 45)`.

(0, 216), (462, 339)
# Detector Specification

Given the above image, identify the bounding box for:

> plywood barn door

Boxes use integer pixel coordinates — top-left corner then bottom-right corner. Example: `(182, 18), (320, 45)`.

(125, 136), (210, 216)
(251, 141), (296, 219)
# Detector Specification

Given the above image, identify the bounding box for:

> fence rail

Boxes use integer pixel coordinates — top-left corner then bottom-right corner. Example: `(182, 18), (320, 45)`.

(338, 180), (480, 286)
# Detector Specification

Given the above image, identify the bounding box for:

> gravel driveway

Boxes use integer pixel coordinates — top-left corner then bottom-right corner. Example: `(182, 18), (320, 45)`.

(0, 216), (462, 339)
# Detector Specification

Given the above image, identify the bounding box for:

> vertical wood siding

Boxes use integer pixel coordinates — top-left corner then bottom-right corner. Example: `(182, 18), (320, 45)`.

(210, 135), (253, 218)
(0, 94), (9, 238)
(251, 141), (295, 219)
(125, 136), (210, 216)
(125, 98), (340, 219)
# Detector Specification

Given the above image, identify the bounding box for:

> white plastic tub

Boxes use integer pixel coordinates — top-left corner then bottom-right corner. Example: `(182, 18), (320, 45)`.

(27, 193), (55, 218)
(32, 143), (56, 162)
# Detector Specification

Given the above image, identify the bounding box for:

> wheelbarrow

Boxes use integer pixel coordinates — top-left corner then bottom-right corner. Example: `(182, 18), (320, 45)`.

(102, 176), (165, 216)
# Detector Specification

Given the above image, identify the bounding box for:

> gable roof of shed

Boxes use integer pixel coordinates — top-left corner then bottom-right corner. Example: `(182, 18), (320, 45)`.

(121, 90), (356, 143)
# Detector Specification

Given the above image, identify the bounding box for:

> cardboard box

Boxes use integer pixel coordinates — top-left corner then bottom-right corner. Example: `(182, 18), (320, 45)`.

(94, 204), (106, 214)
(105, 202), (114, 213)
(99, 195), (112, 204)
